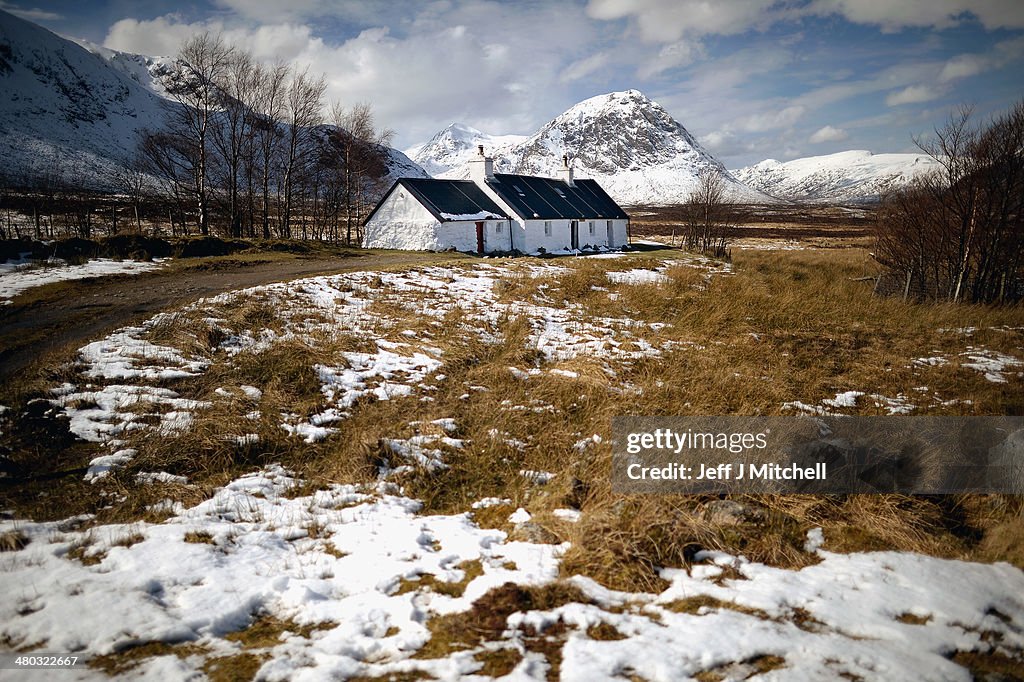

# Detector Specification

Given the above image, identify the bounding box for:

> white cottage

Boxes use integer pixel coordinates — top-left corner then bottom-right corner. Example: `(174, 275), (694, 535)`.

(363, 148), (630, 254)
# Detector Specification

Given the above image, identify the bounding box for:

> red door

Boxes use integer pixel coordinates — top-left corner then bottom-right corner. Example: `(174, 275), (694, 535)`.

(476, 222), (485, 254)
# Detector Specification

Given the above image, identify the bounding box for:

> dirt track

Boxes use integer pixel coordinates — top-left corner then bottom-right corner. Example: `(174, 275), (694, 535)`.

(0, 251), (454, 385)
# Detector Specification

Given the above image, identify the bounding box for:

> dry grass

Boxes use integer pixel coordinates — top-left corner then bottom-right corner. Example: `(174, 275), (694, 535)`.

(65, 536), (104, 566)
(414, 581), (591, 660)
(224, 613), (333, 648)
(183, 530), (215, 544)
(473, 648), (523, 676)
(694, 654), (787, 682)
(202, 653), (268, 682)
(4, 243), (1023, 600)
(662, 594), (771, 619)
(395, 559), (484, 598)
(88, 641), (209, 676)
(344, 248), (1021, 588)
(0, 530), (29, 552)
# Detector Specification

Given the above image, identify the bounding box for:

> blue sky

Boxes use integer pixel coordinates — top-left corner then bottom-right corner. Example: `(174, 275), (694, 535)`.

(3, 0), (1023, 167)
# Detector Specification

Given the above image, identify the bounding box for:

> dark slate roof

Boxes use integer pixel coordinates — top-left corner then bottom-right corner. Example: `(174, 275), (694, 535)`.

(385, 178), (510, 223)
(486, 174), (628, 221)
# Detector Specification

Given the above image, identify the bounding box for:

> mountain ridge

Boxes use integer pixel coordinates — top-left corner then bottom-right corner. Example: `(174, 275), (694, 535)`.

(730, 150), (941, 203)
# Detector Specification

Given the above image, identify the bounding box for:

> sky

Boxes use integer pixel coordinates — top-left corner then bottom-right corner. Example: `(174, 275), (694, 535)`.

(3, 0), (1024, 168)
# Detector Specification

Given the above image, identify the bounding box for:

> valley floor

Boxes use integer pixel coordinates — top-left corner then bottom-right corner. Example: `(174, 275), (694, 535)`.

(1, 225), (1023, 680)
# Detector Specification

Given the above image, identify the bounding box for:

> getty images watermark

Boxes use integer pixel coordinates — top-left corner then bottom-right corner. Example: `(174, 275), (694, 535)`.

(611, 416), (1024, 494)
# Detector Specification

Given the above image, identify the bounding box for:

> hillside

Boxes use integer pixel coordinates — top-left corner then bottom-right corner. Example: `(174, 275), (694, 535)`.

(0, 10), (169, 189)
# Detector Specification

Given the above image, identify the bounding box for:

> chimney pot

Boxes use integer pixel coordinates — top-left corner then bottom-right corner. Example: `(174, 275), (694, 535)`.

(470, 146), (494, 183)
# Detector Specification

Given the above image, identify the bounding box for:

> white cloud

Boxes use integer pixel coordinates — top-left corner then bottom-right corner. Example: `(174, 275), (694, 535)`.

(637, 40), (703, 79)
(586, 0), (781, 43)
(886, 84), (944, 106)
(809, 125), (848, 143)
(102, 3), (604, 147)
(587, 0), (1024, 42)
(806, 0), (1024, 31)
(0, 1), (61, 21)
(939, 53), (990, 82)
(560, 52), (610, 83)
(737, 105), (806, 133)
(105, 16), (224, 56)
(939, 35), (1024, 82)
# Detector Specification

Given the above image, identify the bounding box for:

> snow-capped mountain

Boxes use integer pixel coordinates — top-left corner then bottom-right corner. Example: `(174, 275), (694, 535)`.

(410, 90), (769, 205)
(0, 9), (171, 189)
(731, 151), (941, 203)
(404, 124), (527, 177)
(70, 37), (177, 100)
(0, 9), (425, 191)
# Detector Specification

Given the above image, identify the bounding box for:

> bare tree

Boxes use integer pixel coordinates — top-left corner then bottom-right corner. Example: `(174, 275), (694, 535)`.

(211, 50), (259, 238)
(681, 169), (733, 258)
(279, 67), (326, 238)
(160, 33), (234, 235)
(250, 62), (289, 239)
(139, 129), (195, 236)
(875, 101), (1024, 303)
(113, 152), (149, 233)
(328, 101), (395, 244)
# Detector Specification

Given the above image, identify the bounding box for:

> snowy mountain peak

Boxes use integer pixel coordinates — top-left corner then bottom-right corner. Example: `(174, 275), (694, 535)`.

(732, 150), (941, 203)
(521, 89), (720, 176)
(405, 122), (527, 177)
(411, 89), (766, 205)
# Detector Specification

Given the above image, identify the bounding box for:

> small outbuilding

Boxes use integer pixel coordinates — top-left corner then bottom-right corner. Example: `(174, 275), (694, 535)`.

(363, 147), (630, 254)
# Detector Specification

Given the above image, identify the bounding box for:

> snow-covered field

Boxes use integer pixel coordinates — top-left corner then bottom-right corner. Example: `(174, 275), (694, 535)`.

(0, 258), (166, 303)
(4, 465), (1023, 680)
(3, 255), (1023, 679)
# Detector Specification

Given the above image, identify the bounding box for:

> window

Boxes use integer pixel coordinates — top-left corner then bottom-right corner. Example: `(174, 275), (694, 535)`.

(544, 220), (552, 236)
(589, 221), (595, 234)
(495, 223), (502, 233)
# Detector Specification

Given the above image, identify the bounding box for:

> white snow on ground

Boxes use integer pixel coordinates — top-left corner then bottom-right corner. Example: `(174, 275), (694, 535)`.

(78, 326), (208, 381)
(822, 391), (863, 408)
(1, 466), (1022, 680)
(960, 348), (1024, 383)
(553, 508), (582, 523)
(914, 356), (950, 367)
(606, 268), (669, 284)
(84, 448), (136, 482)
(46, 258), (714, 478)
(0, 258), (165, 303)
(8, 256), (1024, 679)
(51, 384), (209, 444)
(786, 390), (919, 416)
(733, 239), (805, 251)
(382, 433), (466, 472)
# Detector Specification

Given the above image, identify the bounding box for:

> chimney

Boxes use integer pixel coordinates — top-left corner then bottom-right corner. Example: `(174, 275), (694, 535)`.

(559, 153), (575, 187)
(469, 145), (494, 184)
